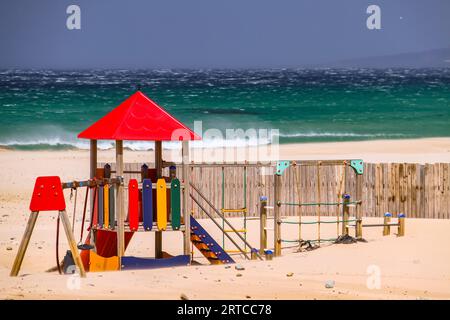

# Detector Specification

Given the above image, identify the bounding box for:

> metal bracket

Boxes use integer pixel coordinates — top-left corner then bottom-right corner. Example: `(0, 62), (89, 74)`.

(350, 160), (364, 175)
(275, 161), (290, 176)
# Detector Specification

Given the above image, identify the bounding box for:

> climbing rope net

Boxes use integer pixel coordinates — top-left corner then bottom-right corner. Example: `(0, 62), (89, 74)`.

(277, 160), (361, 248)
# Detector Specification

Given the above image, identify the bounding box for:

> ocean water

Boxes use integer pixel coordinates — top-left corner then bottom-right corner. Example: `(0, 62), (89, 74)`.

(0, 68), (449, 150)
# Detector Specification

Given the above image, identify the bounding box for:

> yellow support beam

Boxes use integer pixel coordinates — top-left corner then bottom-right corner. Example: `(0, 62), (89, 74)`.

(221, 208), (247, 213)
(224, 229), (247, 233)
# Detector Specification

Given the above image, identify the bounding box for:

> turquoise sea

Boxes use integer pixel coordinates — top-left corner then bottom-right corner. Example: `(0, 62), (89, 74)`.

(0, 68), (449, 150)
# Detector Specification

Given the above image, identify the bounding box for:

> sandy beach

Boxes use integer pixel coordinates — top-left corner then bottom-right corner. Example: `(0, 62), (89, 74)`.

(1, 137), (450, 300)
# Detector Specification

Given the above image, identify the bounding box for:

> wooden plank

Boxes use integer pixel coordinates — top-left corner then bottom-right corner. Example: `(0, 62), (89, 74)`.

(59, 210), (86, 277)
(10, 212), (39, 277)
(435, 164), (439, 219)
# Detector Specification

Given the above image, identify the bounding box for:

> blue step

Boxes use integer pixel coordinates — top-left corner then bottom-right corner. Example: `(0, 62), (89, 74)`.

(190, 216), (235, 264)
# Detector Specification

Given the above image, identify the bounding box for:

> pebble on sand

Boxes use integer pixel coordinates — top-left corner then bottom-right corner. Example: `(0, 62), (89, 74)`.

(180, 293), (189, 300)
(286, 272), (294, 277)
(6, 246), (13, 251)
(325, 280), (335, 289)
(235, 264), (245, 271)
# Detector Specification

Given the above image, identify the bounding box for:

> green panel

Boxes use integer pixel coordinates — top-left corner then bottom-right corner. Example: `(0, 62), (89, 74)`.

(275, 161), (290, 176)
(170, 178), (181, 230)
(350, 159), (364, 175)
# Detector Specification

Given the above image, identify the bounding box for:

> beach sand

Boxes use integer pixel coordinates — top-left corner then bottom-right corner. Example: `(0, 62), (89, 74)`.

(1, 137), (450, 299)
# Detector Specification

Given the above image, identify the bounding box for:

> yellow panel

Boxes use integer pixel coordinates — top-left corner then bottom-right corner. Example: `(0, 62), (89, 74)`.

(156, 179), (167, 231)
(103, 185), (109, 229)
(89, 251), (119, 272)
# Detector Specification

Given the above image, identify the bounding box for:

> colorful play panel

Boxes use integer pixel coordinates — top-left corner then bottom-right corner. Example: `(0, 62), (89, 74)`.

(128, 179), (139, 231)
(142, 179), (153, 231)
(170, 178), (181, 230)
(156, 178), (167, 231)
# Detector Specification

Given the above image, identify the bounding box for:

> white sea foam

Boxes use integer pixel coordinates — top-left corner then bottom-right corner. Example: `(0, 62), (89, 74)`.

(0, 135), (272, 151)
(276, 132), (408, 138)
(0, 130), (412, 151)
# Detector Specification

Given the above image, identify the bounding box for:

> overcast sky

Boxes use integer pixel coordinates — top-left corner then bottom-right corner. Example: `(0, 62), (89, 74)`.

(0, 0), (449, 69)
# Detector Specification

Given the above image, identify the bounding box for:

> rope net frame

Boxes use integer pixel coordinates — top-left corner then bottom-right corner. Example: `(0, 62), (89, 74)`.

(277, 160), (362, 247)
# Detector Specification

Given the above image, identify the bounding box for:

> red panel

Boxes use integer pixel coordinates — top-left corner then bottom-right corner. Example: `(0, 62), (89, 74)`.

(29, 176), (66, 212)
(77, 91), (201, 141)
(128, 179), (139, 231)
(95, 230), (134, 257)
(80, 230), (135, 268)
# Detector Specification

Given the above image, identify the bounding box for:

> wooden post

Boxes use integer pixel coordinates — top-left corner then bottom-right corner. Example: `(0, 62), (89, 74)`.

(90, 140), (97, 179)
(116, 140), (125, 259)
(383, 212), (392, 236)
(155, 141), (163, 258)
(356, 218), (363, 239)
(10, 211), (39, 277)
(274, 174), (282, 257)
(58, 210), (86, 277)
(182, 141), (191, 257)
(342, 194), (350, 236)
(90, 140), (97, 220)
(398, 213), (405, 236)
(259, 196), (268, 255)
(355, 172), (363, 238)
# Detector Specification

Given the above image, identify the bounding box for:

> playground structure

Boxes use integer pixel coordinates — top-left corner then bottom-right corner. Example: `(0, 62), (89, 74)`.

(10, 91), (406, 277)
(10, 91), (249, 277)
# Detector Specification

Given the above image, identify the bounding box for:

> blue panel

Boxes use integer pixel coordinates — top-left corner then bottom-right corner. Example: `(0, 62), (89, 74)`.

(190, 216), (235, 264)
(142, 179), (153, 231)
(121, 255), (190, 270)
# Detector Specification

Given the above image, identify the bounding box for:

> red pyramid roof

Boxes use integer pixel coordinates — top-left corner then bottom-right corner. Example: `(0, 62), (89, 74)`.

(78, 91), (201, 141)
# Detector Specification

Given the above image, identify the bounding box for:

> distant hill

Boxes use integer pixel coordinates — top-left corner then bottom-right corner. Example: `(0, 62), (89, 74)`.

(319, 47), (450, 68)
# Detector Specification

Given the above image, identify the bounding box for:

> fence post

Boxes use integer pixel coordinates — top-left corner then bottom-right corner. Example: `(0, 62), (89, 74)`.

(274, 174), (282, 257)
(398, 213), (405, 236)
(259, 196), (268, 255)
(342, 194), (350, 236)
(383, 212), (392, 236)
(355, 218), (363, 239)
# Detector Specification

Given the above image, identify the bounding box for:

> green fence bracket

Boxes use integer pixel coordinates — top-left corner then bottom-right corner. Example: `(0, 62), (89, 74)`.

(350, 159), (364, 175)
(275, 161), (290, 176)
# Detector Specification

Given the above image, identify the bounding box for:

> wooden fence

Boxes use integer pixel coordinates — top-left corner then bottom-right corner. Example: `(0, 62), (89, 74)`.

(99, 162), (450, 220)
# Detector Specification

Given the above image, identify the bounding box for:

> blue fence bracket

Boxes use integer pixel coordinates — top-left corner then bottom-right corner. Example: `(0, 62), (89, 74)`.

(275, 161), (290, 176)
(350, 160), (364, 175)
